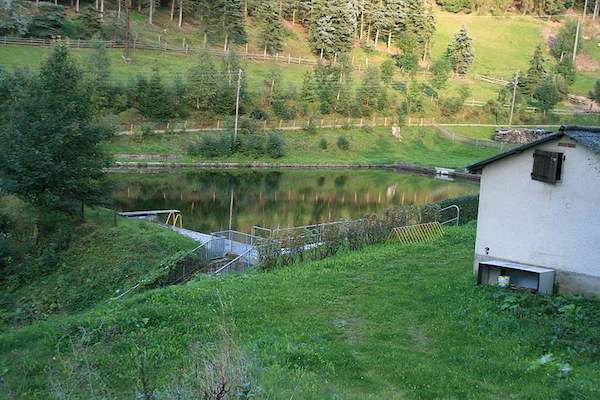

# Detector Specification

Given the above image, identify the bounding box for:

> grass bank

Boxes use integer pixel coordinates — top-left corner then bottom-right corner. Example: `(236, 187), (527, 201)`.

(0, 208), (196, 328)
(110, 126), (500, 169)
(2, 224), (600, 398)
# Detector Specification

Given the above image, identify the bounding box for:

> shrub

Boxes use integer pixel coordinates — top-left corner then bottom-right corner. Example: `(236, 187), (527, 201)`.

(188, 133), (236, 158)
(319, 138), (328, 150)
(228, 116), (261, 136)
(303, 118), (317, 134)
(266, 131), (286, 158)
(436, 195), (479, 224)
(242, 134), (266, 158)
(336, 135), (350, 151)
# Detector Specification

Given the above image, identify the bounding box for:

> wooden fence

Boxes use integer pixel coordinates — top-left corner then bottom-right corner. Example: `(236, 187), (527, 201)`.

(0, 36), (378, 70)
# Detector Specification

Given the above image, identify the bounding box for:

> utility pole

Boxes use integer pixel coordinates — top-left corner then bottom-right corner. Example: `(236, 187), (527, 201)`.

(509, 72), (519, 127)
(572, 17), (581, 63)
(228, 186), (234, 232)
(233, 68), (243, 143)
(123, 0), (131, 63)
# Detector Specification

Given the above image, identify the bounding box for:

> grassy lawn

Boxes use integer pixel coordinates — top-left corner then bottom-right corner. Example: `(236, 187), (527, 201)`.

(109, 126), (500, 168)
(432, 13), (547, 77)
(0, 208), (196, 328)
(2, 224), (600, 398)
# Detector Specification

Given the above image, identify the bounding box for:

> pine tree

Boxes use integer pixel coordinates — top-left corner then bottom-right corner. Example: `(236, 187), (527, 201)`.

(533, 75), (560, 116)
(402, 0), (435, 57)
(355, 66), (381, 116)
(430, 52), (451, 90)
(257, 0), (285, 55)
(522, 45), (547, 96)
(187, 51), (218, 112)
(83, 34), (111, 113)
(448, 26), (474, 76)
(77, 6), (102, 38)
(309, 0), (356, 59)
(136, 68), (175, 120)
(0, 42), (112, 214)
(222, 0), (247, 48)
(28, 3), (65, 38)
(300, 71), (317, 113)
(215, 50), (247, 114)
(380, 59), (395, 86)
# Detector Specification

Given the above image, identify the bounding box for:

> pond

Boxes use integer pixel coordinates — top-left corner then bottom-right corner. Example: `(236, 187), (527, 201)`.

(110, 169), (478, 234)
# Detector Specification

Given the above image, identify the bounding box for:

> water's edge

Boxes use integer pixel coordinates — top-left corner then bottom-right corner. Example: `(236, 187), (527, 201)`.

(108, 161), (481, 181)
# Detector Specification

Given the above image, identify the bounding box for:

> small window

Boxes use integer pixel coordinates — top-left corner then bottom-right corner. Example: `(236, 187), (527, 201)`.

(531, 150), (563, 184)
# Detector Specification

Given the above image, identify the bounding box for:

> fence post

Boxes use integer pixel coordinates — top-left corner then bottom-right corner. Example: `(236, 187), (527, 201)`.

(288, 53), (291, 64)
(216, 120), (220, 130)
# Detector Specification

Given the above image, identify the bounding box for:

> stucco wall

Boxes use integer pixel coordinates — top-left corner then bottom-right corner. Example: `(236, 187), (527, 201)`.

(474, 136), (600, 291)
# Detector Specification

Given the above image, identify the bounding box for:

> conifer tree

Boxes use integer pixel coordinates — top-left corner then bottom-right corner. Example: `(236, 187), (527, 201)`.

(522, 45), (547, 96)
(448, 26), (474, 76)
(0, 43), (112, 214)
(83, 34), (111, 113)
(258, 0), (285, 55)
(355, 66), (381, 116)
(77, 6), (102, 38)
(402, 0), (435, 56)
(533, 75), (560, 116)
(187, 51), (218, 112)
(300, 71), (317, 113)
(309, 0), (355, 59)
(222, 0), (247, 48)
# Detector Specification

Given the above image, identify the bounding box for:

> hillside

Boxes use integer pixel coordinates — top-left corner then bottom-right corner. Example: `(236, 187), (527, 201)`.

(1, 10), (598, 101)
(2, 224), (600, 398)
(0, 207), (197, 329)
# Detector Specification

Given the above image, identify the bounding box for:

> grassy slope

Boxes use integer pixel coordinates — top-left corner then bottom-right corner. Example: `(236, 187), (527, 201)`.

(110, 126), (500, 168)
(1, 208), (196, 328)
(0, 11), (558, 101)
(2, 224), (599, 398)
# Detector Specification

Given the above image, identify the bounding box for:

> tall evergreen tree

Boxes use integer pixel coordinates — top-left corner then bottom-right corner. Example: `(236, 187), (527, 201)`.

(77, 6), (102, 38)
(257, 0), (285, 55)
(309, 0), (356, 59)
(187, 51), (218, 112)
(355, 66), (381, 116)
(300, 71), (317, 113)
(533, 75), (560, 116)
(0, 43), (112, 214)
(448, 26), (474, 76)
(222, 0), (247, 48)
(84, 35), (112, 112)
(522, 45), (547, 96)
(136, 68), (175, 120)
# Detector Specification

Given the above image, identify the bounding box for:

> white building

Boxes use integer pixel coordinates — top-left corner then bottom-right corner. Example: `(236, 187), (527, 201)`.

(467, 126), (600, 296)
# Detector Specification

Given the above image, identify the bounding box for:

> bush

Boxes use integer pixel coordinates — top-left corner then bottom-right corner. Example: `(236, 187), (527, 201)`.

(436, 195), (479, 225)
(266, 131), (286, 159)
(336, 136), (350, 151)
(228, 116), (261, 136)
(303, 118), (317, 134)
(241, 134), (266, 158)
(188, 133), (236, 158)
(319, 138), (328, 150)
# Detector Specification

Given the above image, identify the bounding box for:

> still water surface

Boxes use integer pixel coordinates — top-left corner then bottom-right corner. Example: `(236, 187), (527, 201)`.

(110, 169), (478, 233)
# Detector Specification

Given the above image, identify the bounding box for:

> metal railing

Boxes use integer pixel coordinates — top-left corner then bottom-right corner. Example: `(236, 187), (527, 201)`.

(213, 247), (255, 275)
(439, 205), (460, 226)
(167, 236), (226, 284)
